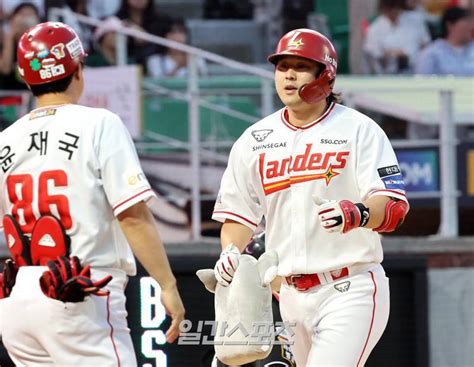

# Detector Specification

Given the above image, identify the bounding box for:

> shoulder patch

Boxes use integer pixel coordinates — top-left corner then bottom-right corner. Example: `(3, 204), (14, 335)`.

(382, 174), (405, 190)
(378, 165), (400, 178)
(29, 108), (57, 120)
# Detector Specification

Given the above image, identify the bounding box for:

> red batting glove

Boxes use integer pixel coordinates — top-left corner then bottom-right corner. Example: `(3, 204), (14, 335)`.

(313, 196), (370, 233)
(0, 259), (18, 298)
(40, 256), (112, 302)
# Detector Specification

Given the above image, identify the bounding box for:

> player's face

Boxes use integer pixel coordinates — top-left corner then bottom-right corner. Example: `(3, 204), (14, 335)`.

(274, 56), (320, 107)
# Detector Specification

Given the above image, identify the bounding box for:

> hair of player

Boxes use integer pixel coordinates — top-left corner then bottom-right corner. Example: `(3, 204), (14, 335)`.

(29, 74), (74, 97)
(314, 66), (342, 104)
(327, 92), (342, 104)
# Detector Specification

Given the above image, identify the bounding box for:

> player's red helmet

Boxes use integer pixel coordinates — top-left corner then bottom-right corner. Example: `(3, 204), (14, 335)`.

(268, 28), (338, 104)
(17, 22), (86, 86)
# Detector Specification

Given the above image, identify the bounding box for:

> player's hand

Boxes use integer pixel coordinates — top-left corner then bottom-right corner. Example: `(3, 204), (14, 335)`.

(214, 244), (241, 287)
(160, 284), (185, 343)
(312, 196), (370, 234)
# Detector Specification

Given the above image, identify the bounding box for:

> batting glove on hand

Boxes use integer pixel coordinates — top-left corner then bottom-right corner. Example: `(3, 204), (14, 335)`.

(313, 196), (370, 234)
(0, 259), (18, 299)
(214, 244), (240, 287)
(40, 256), (112, 303)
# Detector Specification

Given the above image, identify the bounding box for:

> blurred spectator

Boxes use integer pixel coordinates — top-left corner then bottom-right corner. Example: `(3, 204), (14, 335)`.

(404, 0), (430, 25)
(56, 0), (92, 51)
(0, 2), (40, 90)
(415, 6), (474, 75)
(282, 0), (314, 32)
(420, 0), (451, 17)
(85, 16), (135, 67)
(86, 0), (121, 19)
(115, 0), (174, 68)
(409, 7), (473, 139)
(204, 0), (253, 19)
(147, 22), (207, 78)
(2, 0), (44, 18)
(364, 0), (431, 74)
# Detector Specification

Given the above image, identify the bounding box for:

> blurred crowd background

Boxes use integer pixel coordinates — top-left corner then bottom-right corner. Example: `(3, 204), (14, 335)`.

(0, 1), (472, 135)
(0, 0), (472, 85)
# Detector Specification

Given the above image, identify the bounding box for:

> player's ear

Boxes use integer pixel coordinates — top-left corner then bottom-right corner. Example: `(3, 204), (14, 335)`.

(74, 63), (84, 81)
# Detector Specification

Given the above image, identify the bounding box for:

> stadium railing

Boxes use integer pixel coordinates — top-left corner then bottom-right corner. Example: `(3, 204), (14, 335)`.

(45, 8), (473, 239)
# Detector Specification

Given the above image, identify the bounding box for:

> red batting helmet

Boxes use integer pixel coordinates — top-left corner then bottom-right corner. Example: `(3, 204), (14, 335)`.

(268, 28), (338, 104)
(17, 22), (86, 86)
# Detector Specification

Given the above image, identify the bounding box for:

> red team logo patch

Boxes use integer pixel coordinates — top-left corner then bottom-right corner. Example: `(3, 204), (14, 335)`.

(258, 143), (349, 195)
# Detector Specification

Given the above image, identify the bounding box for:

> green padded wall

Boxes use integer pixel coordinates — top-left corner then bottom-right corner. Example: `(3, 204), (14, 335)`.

(314, 0), (350, 74)
(143, 91), (258, 153)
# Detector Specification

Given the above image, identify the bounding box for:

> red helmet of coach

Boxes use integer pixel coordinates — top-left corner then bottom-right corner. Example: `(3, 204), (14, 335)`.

(268, 28), (338, 104)
(17, 22), (86, 86)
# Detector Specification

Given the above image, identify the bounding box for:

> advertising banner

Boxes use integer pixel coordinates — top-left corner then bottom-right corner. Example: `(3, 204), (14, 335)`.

(80, 65), (142, 138)
(395, 149), (439, 193)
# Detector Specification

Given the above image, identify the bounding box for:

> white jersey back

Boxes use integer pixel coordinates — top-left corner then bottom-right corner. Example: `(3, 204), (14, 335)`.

(0, 104), (155, 275)
(213, 103), (408, 275)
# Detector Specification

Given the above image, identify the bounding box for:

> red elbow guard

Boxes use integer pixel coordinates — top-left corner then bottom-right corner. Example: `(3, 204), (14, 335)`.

(373, 199), (409, 233)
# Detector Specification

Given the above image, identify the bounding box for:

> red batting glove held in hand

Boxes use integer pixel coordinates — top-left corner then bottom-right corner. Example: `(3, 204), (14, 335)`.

(313, 196), (370, 234)
(40, 256), (112, 303)
(214, 244), (241, 287)
(0, 259), (19, 299)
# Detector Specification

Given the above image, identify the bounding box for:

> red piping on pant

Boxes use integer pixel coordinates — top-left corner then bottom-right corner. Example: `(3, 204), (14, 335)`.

(357, 271), (377, 367)
(105, 292), (121, 367)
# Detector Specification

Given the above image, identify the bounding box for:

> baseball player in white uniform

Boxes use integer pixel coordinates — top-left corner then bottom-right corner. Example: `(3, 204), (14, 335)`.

(212, 29), (409, 366)
(0, 22), (184, 366)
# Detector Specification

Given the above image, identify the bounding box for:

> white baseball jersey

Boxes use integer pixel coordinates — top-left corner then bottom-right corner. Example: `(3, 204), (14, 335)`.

(0, 103), (155, 275)
(213, 102), (407, 276)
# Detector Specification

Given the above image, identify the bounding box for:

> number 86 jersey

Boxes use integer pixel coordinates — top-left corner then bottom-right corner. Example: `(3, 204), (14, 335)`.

(0, 104), (156, 275)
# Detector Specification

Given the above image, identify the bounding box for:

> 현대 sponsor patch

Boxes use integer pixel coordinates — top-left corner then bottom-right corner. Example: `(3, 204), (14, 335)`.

(378, 165), (400, 178)
(378, 164), (405, 190)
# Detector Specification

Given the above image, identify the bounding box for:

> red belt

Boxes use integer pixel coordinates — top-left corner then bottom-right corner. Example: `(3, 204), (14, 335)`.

(285, 267), (349, 291)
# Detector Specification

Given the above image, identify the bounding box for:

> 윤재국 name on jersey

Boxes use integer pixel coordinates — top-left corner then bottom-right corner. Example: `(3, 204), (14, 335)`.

(0, 145), (16, 173)
(253, 142), (287, 152)
(377, 165), (400, 178)
(26, 130), (80, 160)
(28, 131), (49, 156)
